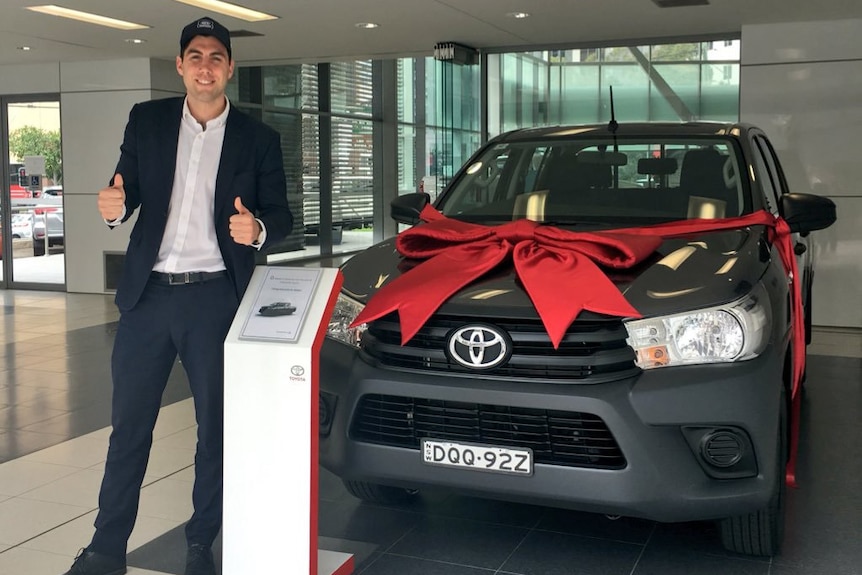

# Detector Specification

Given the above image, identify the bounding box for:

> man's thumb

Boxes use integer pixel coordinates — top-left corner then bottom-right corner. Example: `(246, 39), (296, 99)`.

(234, 197), (249, 214)
(113, 173), (124, 189)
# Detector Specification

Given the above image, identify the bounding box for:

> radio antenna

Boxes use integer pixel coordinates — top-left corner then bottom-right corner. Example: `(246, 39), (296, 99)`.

(608, 85), (618, 134)
(607, 85), (619, 187)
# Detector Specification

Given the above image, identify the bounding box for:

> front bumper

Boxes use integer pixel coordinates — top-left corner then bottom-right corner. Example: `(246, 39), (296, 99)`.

(319, 338), (784, 523)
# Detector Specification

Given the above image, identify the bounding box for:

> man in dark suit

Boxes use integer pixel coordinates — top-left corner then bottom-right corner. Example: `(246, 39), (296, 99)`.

(64, 16), (292, 575)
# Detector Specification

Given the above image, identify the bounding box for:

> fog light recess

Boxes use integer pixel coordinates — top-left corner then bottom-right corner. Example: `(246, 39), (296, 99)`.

(681, 425), (757, 479)
(700, 429), (744, 468)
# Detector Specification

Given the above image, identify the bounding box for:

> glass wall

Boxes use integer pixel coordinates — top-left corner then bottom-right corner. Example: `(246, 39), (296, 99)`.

(1, 98), (65, 288)
(489, 40), (740, 136)
(228, 61), (377, 260)
(395, 57), (481, 201)
(227, 38), (739, 260)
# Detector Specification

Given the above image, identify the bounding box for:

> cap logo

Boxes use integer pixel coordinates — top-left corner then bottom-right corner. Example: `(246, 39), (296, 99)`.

(197, 20), (214, 29)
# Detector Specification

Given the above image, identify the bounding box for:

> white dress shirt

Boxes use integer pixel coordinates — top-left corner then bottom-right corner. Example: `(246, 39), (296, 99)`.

(153, 98), (229, 274)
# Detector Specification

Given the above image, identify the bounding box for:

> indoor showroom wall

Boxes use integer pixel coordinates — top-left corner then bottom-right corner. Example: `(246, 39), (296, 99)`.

(0, 58), (183, 295)
(740, 18), (862, 330)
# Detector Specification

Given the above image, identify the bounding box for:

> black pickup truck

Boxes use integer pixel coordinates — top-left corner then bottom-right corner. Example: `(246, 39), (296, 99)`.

(319, 122), (836, 557)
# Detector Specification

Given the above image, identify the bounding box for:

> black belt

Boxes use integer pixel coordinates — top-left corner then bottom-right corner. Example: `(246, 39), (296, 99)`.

(150, 270), (227, 285)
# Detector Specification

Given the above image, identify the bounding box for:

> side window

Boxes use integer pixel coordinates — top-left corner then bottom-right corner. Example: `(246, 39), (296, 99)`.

(756, 136), (790, 195)
(750, 137), (781, 215)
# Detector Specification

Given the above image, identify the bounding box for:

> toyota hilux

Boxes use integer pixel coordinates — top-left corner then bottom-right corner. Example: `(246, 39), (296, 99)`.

(319, 122), (837, 556)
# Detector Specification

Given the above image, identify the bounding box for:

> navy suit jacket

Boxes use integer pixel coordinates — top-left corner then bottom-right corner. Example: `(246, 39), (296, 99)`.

(111, 97), (293, 312)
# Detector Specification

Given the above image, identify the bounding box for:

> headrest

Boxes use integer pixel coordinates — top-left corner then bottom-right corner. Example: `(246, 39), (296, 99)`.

(680, 148), (728, 189)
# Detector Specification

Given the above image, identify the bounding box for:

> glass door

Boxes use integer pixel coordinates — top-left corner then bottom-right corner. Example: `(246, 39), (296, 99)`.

(0, 96), (64, 289)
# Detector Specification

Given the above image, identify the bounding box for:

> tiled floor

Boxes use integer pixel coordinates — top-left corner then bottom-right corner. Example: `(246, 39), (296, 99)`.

(1, 288), (861, 575)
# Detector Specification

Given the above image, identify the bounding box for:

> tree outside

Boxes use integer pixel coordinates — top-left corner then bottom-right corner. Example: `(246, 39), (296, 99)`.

(651, 43), (700, 61)
(9, 126), (62, 184)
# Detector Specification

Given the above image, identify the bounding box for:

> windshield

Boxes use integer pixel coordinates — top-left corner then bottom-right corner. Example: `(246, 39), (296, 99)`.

(437, 136), (747, 227)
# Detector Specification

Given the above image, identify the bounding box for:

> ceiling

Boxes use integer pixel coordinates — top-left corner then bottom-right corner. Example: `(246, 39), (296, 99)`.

(1, 0), (861, 67)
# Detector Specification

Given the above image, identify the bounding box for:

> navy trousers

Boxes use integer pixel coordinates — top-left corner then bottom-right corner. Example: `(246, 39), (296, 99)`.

(90, 275), (238, 556)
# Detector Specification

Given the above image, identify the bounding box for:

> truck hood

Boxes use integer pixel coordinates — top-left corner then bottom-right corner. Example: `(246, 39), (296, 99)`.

(339, 226), (770, 320)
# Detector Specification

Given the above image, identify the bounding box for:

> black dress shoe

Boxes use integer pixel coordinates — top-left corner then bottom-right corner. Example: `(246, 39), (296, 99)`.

(185, 544), (216, 575)
(62, 548), (126, 575)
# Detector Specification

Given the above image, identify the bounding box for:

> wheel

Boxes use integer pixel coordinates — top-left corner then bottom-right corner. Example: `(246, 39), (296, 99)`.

(342, 479), (419, 505)
(804, 281), (813, 346)
(718, 397), (787, 556)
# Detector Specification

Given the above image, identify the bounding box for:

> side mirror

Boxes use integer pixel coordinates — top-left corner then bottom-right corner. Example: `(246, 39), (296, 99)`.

(780, 193), (836, 233)
(390, 193), (430, 225)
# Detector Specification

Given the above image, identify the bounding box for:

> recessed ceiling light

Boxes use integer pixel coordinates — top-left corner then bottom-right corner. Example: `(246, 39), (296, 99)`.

(26, 5), (150, 30)
(172, 0), (278, 22)
(17, 46), (32, 51)
(125, 38), (146, 44)
(506, 12), (531, 19)
(355, 22), (379, 29)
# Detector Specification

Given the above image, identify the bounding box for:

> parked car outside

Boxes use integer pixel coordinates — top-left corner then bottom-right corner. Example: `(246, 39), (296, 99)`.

(32, 208), (64, 256)
(10, 184), (38, 207)
(11, 213), (33, 239)
(320, 122), (836, 557)
(38, 186), (64, 206)
(9, 184), (31, 199)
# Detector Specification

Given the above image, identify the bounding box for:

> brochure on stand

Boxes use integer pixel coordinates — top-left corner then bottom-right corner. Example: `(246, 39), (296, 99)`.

(239, 267), (322, 343)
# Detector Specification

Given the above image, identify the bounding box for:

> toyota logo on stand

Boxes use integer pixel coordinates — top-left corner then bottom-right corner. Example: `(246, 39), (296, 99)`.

(447, 325), (511, 370)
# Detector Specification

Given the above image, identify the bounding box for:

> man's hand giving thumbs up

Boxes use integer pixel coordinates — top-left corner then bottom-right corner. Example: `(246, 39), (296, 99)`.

(98, 173), (126, 221)
(230, 197), (262, 246)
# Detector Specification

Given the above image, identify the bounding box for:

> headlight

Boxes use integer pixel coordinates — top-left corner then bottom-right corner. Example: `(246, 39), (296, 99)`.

(624, 283), (771, 370)
(327, 293), (367, 347)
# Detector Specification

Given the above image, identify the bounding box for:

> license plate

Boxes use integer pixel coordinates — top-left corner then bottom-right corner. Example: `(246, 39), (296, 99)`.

(421, 439), (533, 476)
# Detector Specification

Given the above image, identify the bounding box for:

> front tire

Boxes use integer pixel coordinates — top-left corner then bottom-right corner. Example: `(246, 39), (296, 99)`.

(342, 479), (418, 505)
(804, 280), (813, 346)
(718, 397), (787, 556)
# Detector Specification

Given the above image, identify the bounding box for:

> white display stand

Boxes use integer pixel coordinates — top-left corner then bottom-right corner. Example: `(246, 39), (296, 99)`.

(223, 266), (353, 575)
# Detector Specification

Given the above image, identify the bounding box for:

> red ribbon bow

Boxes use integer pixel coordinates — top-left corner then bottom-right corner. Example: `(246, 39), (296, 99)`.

(351, 205), (803, 485)
(354, 206), (662, 349)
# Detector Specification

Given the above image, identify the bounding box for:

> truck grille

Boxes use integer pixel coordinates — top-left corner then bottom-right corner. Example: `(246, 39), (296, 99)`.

(351, 394), (626, 470)
(360, 313), (637, 380)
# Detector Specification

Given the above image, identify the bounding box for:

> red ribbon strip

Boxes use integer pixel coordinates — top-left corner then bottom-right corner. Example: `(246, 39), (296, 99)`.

(352, 205), (804, 486)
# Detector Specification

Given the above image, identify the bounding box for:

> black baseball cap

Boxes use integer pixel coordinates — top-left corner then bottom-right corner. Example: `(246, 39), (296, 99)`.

(180, 16), (232, 58)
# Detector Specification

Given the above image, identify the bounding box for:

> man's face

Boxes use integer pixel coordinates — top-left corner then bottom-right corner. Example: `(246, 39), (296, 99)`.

(176, 35), (234, 106)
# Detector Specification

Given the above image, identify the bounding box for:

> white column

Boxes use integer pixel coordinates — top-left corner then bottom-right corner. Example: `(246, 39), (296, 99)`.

(58, 58), (183, 294)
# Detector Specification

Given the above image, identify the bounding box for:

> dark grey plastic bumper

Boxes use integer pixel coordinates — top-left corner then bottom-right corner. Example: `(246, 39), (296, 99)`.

(319, 338), (785, 523)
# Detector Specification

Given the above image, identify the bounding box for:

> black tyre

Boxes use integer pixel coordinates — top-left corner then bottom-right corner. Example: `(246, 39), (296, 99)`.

(804, 280), (813, 346)
(719, 398), (787, 556)
(342, 479), (418, 505)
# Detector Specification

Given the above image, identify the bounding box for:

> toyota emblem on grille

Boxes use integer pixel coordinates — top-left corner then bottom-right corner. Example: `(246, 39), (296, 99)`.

(447, 325), (511, 369)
